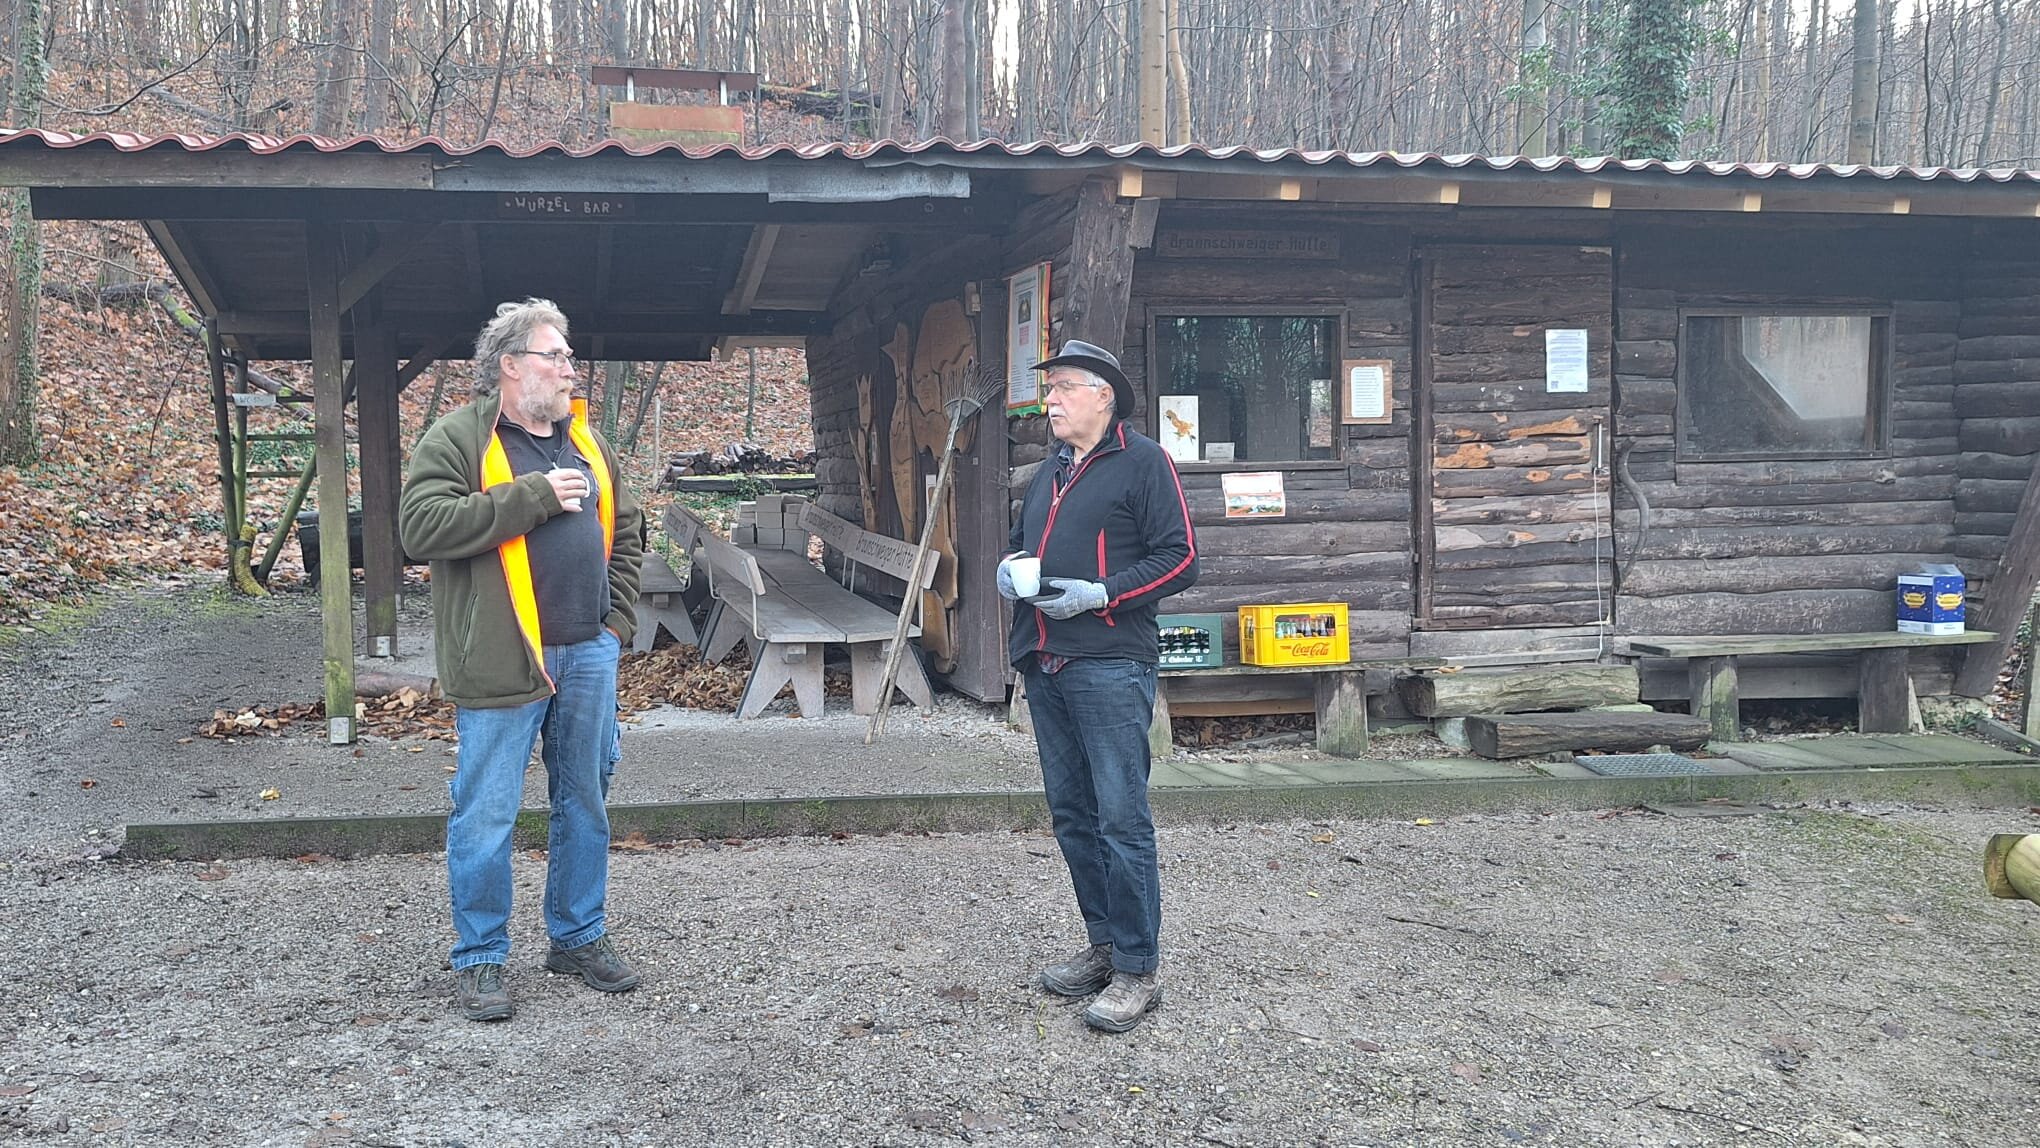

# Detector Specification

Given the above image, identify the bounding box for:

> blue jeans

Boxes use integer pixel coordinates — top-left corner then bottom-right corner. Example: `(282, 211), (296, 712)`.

(1024, 656), (1162, 974)
(446, 630), (620, 970)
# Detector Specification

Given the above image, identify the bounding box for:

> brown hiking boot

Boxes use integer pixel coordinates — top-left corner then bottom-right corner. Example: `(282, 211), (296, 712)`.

(1039, 943), (1114, 997)
(1082, 970), (1162, 1032)
(455, 963), (512, 1022)
(545, 934), (640, 992)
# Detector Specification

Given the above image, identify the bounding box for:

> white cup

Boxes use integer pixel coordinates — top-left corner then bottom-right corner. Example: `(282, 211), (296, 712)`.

(549, 466), (584, 512)
(1008, 554), (1041, 598)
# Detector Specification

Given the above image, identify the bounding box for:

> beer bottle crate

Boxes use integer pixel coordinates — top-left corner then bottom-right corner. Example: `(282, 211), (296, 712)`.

(1238, 602), (1351, 667)
(1156, 612), (1225, 669)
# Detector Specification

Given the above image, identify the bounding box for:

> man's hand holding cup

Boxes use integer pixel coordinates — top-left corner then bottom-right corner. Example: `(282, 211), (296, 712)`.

(546, 466), (587, 512)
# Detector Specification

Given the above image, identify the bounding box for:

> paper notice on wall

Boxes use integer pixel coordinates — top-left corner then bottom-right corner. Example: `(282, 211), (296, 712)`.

(1221, 471), (1286, 519)
(1158, 395), (1200, 463)
(1346, 363), (1387, 419)
(1545, 329), (1590, 393)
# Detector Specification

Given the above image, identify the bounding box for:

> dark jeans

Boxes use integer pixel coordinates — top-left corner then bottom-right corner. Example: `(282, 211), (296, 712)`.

(1023, 656), (1162, 974)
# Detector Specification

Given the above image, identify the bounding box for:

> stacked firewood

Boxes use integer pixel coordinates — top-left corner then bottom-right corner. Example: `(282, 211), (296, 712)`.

(663, 442), (817, 483)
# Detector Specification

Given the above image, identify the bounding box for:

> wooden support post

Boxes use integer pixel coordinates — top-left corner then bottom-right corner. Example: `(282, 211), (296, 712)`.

(306, 224), (356, 745)
(354, 297), (403, 658)
(1056, 178), (1138, 356)
(1688, 655), (1740, 742)
(1314, 670), (1370, 758)
(1956, 453), (2040, 697)
(2027, 608), (2040, 742)
(1148, 682), (1174, 760)
(1857, 648), (1913, 734)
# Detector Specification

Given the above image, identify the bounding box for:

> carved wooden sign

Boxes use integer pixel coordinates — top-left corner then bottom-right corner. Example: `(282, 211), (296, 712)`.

(498, 193), (636, 217)
(1155, 230), (1340, 260)
(798, 502), (933, 588)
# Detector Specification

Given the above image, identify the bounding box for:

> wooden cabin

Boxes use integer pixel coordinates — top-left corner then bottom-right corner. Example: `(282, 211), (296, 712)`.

(801, 153), (2040, 720)
(6, 131), (2033, 736)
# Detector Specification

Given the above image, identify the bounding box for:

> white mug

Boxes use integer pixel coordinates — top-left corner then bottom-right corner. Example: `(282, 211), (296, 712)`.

(1008, 554), (1042, 598)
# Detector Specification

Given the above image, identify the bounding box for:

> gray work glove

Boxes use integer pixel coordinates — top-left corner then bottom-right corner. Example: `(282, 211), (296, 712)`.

(1035, 578), (1108, 620)
(995, 553), (1023, 601)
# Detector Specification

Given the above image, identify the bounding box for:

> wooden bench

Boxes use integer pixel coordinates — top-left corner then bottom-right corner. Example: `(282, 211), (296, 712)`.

(1152, 658), (1444, 759)
(632, 508), (711, 652)
(1615, 631), (1999, 741)
(665, 500), (938, 720)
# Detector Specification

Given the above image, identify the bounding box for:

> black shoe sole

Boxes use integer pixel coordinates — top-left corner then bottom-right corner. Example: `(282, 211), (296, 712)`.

(545, 951), (640, 992)
(459, 1000), (513, 1022)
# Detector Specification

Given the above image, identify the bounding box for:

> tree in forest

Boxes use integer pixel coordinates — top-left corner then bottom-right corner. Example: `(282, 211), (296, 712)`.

(1603, 0), (1700, 159)
(0, 0), (44, 465)
(1845, 0), (1880, 162)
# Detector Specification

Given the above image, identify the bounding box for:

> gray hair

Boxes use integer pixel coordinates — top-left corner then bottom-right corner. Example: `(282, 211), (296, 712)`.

(472, 297), (571, 393)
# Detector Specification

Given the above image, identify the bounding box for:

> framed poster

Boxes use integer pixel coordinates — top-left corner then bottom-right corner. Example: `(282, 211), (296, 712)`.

(1341, 359), (1394, 424)
(1158, 395), (1200, 463)
(1221, 471), (1287, 519)
(1006, 263), (1051, 415)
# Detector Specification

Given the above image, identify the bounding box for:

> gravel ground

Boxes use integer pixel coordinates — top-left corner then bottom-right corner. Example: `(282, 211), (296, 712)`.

(5, 583), (2040, 1146)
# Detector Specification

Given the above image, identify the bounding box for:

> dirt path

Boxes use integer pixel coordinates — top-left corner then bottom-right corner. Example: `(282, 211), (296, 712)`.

(3, 585), (2039, 1146)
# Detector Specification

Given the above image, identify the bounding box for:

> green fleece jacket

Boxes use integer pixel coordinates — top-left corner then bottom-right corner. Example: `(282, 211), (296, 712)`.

(398, 392), (643, 708)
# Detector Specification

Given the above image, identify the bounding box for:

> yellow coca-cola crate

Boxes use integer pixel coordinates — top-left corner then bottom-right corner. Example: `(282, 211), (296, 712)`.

(1238, 602), (1350, 667)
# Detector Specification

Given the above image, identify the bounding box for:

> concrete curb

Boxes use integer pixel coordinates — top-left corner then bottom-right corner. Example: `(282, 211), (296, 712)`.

(118, 762), (2040, 861)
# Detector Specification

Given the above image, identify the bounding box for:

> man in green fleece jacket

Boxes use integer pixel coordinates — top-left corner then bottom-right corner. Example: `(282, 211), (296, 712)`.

(399, 298), (644, 1022)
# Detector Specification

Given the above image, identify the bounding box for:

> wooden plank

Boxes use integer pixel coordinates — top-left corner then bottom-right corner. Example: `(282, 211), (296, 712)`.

(1688, 656), (1740, 742)
(1314, 671), (1370, 757)
(1403, 665), (1640, 717)
(1465, 712), (1711, 758)
(1857, 648), (1914, 734)
(354, 303), (403, 658)
(1955, 454), (2040, 697)
(798, 502), (934, 589)
(1057, 177), (1136, 353)
(1619, 631), (1997, 657)
(307, 224), (355, 744)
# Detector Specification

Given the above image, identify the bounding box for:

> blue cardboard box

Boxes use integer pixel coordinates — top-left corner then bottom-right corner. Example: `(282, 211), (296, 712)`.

(1896, 564), (1965, 635)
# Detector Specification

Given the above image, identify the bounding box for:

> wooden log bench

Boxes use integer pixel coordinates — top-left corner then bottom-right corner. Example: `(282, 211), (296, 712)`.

(632, 507), (712, 652)
(1153, 658), (1445, 759)
(1615, 631), (1999, 742)
(666, 501), (938, 720)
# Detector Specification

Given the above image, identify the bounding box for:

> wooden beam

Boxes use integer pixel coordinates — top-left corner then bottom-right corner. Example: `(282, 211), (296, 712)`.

(337, 223), (438, 313)
(1115, 166), (1144, 199)
(397, 335), (457, 390)
(1956, 455), (2040, 697)
(353, 296), (403, 659)
(1055, 178), (1137, 356)
(306, 223), (356, 745)
(1740, 191), (1763, 212)
(142, 220), (224, 315)
(216, 309), (826, 338)
(1856, 648), (1913, 734)
(721, 223), (781, 315)
(0, 146), (434, 189)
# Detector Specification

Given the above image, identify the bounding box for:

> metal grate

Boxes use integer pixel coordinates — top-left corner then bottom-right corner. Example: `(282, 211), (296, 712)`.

(1572, 753), (1719, 777)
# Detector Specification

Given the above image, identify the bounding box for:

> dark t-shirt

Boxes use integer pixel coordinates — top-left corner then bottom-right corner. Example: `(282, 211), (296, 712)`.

(496, 416), (608, 645)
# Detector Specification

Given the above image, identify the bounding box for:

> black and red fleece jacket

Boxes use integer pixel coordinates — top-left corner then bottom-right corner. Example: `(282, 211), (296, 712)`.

(1005, 420), (1199, 668)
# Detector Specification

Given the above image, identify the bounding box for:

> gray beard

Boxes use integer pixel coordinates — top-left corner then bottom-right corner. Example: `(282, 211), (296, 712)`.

(515, 388), (571, 426)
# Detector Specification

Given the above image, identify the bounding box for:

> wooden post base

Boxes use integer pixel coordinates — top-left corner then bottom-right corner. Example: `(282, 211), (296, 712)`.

(849, 641), (935, 715)
(1688, 655), (1741, 742)
(1314, 670), (1369, 758)
(738, 641), (825, 719)
(1149, 683), (1174, 760)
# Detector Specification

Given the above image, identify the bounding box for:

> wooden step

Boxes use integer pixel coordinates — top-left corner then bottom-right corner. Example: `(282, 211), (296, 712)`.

(1464, 711), (1710, 759)
(1403, 664), (1640, 717)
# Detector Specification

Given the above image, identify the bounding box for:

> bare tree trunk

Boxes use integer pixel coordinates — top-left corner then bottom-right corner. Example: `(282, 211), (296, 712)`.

(479, 0), (518, 142)
(1137, 0), (1165, 143)
(1973, 0), (2008, 165)
(1517, 0), (1548, 154)
(360, 0), (393, 133)
(1, 0), (45, 465)
(939, 0), (966, 137)
(1166, 0), (1191, 144)
(311, 0), (359, 137)
(1846, 0), (1879, 162)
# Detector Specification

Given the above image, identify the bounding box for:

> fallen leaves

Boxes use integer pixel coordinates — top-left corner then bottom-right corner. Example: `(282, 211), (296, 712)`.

(259, 787), (280, 801)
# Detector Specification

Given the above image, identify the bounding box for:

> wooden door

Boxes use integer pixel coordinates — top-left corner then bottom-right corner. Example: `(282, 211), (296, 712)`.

(1415, 244), (1615, 630)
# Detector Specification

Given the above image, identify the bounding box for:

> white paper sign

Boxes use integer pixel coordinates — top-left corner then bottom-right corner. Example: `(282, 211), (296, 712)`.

(1346, 363), (1387, 419)
(1545, 329), (1590, 393)
(1158, 395), (1199, 463)
(1006, 263), (1050, 413)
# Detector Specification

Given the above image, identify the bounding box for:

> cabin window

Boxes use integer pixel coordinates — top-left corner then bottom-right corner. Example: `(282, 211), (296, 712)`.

(1676, 311), (1891, 461)
(1152, 314), (1340, 463)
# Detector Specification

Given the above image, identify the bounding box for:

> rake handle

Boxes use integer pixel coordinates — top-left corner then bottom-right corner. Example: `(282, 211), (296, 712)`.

(865, 417), (964, 744)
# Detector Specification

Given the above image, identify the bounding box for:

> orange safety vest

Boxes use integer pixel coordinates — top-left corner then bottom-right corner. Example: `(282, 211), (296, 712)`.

(475, 398), (615, 682)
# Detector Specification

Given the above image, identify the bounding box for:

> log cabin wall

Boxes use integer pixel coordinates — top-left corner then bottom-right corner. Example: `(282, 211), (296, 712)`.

(1611, 215), (1970, 641)
(1952, 220), (2040, 584)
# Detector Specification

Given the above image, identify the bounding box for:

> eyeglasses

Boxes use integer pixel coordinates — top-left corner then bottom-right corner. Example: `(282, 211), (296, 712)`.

(514, 349), (578, 370)
(1044, 379), (1104, 397)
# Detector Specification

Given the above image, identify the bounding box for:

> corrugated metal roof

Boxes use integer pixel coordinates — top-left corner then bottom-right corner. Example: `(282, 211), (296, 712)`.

(5, 127), (2037, 183)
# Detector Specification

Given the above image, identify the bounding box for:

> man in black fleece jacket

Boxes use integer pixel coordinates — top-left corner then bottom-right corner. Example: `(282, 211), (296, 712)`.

(999, 339), (1198, 1033)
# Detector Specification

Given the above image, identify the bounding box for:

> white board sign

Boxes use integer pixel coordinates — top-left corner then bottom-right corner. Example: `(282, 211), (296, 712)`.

(1545, 329), (1590, 393)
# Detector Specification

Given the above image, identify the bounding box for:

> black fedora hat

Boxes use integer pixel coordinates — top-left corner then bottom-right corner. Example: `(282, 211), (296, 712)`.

(1033, 339), (1134, 419)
